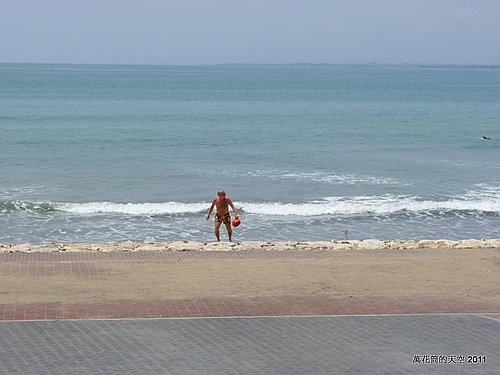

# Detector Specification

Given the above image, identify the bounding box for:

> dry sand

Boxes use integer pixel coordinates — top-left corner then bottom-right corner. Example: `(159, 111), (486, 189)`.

(1, 244), (499, 306)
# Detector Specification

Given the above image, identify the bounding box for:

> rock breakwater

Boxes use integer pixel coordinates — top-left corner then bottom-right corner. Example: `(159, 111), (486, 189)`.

(1, 239), (499, 253)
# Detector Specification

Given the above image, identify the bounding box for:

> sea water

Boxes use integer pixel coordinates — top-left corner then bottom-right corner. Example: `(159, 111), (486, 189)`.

(1, 63), (499, 243)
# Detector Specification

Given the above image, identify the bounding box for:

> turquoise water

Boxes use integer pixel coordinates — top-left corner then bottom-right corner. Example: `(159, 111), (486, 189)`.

(1, 63), (499, 243)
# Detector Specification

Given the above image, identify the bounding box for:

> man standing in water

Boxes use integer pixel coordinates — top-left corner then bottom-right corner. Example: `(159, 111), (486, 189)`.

(206, 190), (239, 242)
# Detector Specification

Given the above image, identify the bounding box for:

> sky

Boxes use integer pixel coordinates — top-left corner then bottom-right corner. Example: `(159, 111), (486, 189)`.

(1, 0), (499, 65)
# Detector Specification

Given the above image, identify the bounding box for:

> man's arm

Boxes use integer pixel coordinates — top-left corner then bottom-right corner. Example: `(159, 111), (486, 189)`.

(228, 199), (238, 217)
(206, 200), (216, 220)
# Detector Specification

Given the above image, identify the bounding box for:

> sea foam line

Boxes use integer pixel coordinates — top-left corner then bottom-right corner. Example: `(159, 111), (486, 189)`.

(241, 196), (500, 216)
(52, 195), (500, 216)
(239, 169), (407, 186)
(3, 189), (499, 216)
(55, 202), (209, 215)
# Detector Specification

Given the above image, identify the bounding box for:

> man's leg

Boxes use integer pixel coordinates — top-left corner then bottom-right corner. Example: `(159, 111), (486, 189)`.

(224, 221), (233, 242)
(214, 221), (222, 241)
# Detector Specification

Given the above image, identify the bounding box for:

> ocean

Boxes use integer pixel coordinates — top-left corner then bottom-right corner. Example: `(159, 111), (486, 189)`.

(1, 63), (499, 243)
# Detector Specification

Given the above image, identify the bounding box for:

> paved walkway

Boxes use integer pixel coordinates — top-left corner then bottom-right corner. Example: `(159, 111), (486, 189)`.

(1, 315), (498, 374)
(0, 251), (498, 374)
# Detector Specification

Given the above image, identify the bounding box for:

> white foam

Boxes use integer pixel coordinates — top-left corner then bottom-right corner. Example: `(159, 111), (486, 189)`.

(238, 169), (406, 186)
(56, 202), (209, 215)
(51, 184), (500, 217)
(239, 193), (500, 216)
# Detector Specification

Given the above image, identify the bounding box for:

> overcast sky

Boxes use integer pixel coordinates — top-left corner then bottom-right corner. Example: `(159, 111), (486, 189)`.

(1, 0), (499, 65)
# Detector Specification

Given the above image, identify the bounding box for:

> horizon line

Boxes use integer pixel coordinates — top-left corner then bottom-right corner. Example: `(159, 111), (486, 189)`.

(1, 61), (500, 68)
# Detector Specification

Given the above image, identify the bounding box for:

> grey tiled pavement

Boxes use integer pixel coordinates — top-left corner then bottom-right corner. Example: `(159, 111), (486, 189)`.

(1, 314), (498, 375)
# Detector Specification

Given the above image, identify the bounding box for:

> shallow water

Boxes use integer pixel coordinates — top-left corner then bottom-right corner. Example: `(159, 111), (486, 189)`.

(1, 63), (499, 243)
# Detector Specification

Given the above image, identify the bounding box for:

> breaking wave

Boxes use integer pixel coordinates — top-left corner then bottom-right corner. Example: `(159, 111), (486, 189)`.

(2, 193), (499, 217)
(241, 195), (500, 216)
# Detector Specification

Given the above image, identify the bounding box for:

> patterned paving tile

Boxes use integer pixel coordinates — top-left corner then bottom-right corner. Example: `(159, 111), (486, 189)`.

(0, 315), (497, 374)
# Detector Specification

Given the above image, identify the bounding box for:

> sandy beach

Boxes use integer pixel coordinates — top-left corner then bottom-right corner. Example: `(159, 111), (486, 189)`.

(1, 240), (499, 309)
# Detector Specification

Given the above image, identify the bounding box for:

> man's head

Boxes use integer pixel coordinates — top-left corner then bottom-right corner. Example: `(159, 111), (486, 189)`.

(217, 190), (226, 197)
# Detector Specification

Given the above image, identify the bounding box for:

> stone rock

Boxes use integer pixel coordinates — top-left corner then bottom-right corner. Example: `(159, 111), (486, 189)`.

(296, 241), (334, 251)
(203, 242), (238, 251)
(359, 239), (386, 250)
(330, 240), (360, 250)
(481, 238), (500, 248)
(238, 241), (274, 251)
(386, 240), (418, 250)
(166, 241), (205, 252)
(122, 240), (136, 250)
(454, 239), (495, 249)
(418, 240), (459, 249)
(135, 243), (169, 252)
(1, 238), (500, 253)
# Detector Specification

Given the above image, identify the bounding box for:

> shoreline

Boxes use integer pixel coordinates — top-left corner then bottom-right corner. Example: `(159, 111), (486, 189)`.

(2, 238), (499, 253)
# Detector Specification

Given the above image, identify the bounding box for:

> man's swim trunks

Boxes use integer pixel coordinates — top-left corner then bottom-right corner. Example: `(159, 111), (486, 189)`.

(215, 213), (231, 224)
